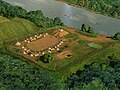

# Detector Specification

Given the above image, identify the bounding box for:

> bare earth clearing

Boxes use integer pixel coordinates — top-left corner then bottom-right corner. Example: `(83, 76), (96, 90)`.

(64, 28), (113, 42)
(27, 35), (59, 51)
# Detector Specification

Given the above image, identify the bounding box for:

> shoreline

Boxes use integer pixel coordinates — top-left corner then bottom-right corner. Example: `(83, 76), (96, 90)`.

(56, 0), (120, 19)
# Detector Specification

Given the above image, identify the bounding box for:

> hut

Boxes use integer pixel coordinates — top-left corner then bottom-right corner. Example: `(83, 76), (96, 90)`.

(15, 42), (21, 46)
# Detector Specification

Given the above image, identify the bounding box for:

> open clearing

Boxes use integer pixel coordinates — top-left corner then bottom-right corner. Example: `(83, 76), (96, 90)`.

(57, 51), (72, 59)
(27, 35), (59, 51)
(8, 27), (120, 81)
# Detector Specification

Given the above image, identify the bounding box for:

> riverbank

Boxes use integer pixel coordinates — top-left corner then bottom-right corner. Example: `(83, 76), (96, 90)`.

(56, 0), (120, 19)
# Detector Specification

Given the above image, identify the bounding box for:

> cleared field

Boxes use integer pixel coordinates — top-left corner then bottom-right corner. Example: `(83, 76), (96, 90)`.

(88, 42), (102, 48)
(27, 35), (59, 51)
(0, 16), (37, 42)
(0, 16), (10, 23)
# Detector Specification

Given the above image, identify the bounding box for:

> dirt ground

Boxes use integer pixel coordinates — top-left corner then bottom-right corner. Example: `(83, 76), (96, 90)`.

(64, 28), (113, 42)
(57, 51), (72, 59)
(27, 35), (59, 51)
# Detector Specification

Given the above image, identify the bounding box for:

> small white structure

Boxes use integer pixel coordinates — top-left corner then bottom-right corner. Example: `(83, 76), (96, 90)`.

(33, 38), (36, 40)
(23, 52), (27, 55)
(39, 34), (42, 37)
(24, 48), (27, 51)
(30, 37), (33, 40)
(48, 47), (51, 50)
(28, 41), (30, 43)
(46, 33), (48, 35)
(60, 29), (64, 32)
(51, 48), (55, 51)
(35, 54), (39, 57)
(57, 48), (59, 51)
(48, 51), (51, 53)
(59, 43), (62, 46)
(26, 39), (29, 41)
(22, 46), (25, 49)
(61, 41), (64, 44)
(57, 45), (60, 47)
(35, 35), (37, 37)
(15, 42), (21, 46)
(43, 35), (46, 37)
(37, 36), (40, 39)
(42, 52), (45, 55)
(54, 46), (57, 49)
(24, 40), (27, 43)
(30, 54), (34, 57)
(27, 50), (30, 53)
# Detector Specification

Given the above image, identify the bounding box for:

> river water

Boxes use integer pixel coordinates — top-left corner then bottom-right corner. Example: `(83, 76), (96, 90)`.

(4, 0), (120, 35)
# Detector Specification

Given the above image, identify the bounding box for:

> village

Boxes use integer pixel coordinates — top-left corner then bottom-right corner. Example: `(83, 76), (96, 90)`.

(15, 29), (69, 60)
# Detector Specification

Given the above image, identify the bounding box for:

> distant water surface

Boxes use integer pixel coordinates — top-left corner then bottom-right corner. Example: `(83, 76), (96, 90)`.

(4, 0), (120, 35)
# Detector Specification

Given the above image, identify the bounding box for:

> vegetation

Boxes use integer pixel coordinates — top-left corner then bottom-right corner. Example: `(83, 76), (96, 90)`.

(81, 23), (94, 34)
(65, 61), (120, 90)
(0, 54), (61, 90)
(64, 0), (120, 18)
(113, 32), (120, 40)
(40, 54), (54, 63)
(0, 0), (64, 28)
(0, 1), (120, 90)
(88, 43), (102, 49)
(0, 54), (120, 90)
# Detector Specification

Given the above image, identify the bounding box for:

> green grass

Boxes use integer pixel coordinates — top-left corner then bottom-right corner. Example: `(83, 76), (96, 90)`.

(56, 42), (120, 81)
(0, 16), (10, 23)
(78, 40), (89, 45)
(0, 16), (66, 45)
(77, 30), (97, 38)
(88, 42), (102, 49)
(64, 33), (79, 41)
(1, 16), (120, 82)
(0, 16), (37, 42)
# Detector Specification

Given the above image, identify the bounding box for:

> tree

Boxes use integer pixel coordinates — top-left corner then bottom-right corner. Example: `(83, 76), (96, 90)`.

(40, 54), (53, 63)
(81, 23), (89, 32)
(65, 62), (120, 89)
(81, 23), (94, 33)
(0, 0), (63, 28)
(53, 17), (62, 26)
(0, 54), (60, 90)
(113, 32), (120, 40)
(88, 27), (94, 33)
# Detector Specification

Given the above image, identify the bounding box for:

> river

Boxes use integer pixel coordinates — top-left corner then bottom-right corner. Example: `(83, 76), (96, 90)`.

(3, 0), (120, 35)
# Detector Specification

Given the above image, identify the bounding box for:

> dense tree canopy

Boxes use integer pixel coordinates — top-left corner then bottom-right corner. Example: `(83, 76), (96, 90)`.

(40, 54), (53, 63)
(64, 0), (120, 18)
(65, 62), (120, 90)
(0, 54), (61, 90)
(0, 0), (64, 28)
(81, 23), (94, 33)
(113, 32), (120, 40)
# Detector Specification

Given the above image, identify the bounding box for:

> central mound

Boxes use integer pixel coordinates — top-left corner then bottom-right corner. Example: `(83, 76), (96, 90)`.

(27, 35), (59, 51)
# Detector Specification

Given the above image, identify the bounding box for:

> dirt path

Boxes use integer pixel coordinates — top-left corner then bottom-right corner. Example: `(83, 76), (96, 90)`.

(64, 28), (113, 42)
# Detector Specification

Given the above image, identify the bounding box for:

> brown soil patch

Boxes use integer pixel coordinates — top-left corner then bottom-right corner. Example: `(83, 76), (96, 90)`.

(27, 35), (59, 51)
(64, 28), (113, 42)
(54, 29), (69, 37)
(57, 51), (72, 59)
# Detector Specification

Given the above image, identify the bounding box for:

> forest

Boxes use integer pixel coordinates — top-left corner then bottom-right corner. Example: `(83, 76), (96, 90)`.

(0, 0), (64, 28)
(65, 61), (120, 90)
(64, 0), (120, 18)
(0, 0), (120, 90)
(0, 54), (120, 90)
(0, 54), (62, 90)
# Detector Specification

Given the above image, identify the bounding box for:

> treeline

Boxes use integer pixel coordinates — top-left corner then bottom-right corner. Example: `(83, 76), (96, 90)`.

(65, 61), (120, 90)
(0, 54), (61, 90)
(113, 32), (120, 41)
(0, 0), (64, 28)
(64, 0), (120, 18)
(0, 54), (120, 90)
